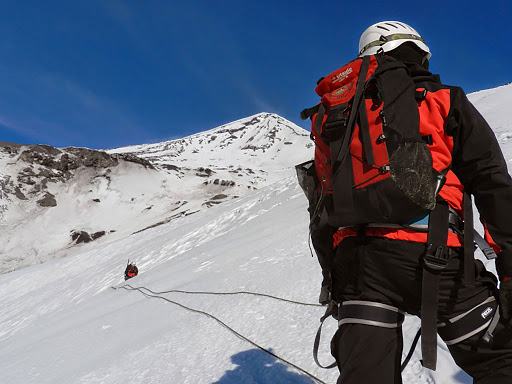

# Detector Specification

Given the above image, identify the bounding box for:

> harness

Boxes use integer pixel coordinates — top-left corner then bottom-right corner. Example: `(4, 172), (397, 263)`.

(314, 195), (499, 371)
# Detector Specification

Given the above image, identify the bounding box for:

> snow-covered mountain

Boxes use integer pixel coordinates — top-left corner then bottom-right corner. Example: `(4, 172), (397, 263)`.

(108, 112), (311, 170)
(0, 83), (511, 384)
(468, 83), (512, 160)
(0, 112), (312, 273)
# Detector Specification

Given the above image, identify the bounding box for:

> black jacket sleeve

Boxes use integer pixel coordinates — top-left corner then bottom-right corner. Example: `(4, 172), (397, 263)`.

(448, 87), (512, 279)
(309, 191), (336, 290)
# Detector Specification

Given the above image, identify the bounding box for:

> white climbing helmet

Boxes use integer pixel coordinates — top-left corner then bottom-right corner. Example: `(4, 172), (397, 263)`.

(358, 21), (431, 59)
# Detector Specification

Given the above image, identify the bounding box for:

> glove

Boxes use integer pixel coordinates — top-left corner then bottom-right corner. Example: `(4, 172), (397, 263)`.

(319, 285), (340, 320)
(499, 278), (512, 324)
(319, 285), (331, 306)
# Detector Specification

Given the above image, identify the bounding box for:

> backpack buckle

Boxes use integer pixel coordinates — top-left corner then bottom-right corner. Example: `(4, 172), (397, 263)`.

(424, 244), (449, 270)
(415, 89), (428, 101)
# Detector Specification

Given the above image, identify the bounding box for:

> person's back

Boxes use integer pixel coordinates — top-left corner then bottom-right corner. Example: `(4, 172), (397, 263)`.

(302, 21), (512, 384)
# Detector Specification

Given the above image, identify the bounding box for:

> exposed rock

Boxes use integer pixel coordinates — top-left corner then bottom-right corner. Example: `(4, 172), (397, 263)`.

(160, 164), (180, 171)
(71, 231), (92, 244)
(37, 192), (57, 207)
(241, 145), (264, 152)
(115, 153), (154, 169)
(243, 117), (261, 126)
(32, 184), (41, 193)
(71, 230), (106, 244)
(211, 194), (228, 200)
(92, 231), (106, 240)
(0, 142), (22, 155)
(16, 145), (153, 180)
(59, 153), (73, 171)
(38, 169), (55, 178)
(212, 179), (236, 187)
(21, 167), (35, 176)
(66, 148), (119, 168)
(33, 145), (62, 156)
(15, 187), (27, 200)
(18, 175), (36, 185)
(202, 200), (222, 207)
(196, 167), (215, 177)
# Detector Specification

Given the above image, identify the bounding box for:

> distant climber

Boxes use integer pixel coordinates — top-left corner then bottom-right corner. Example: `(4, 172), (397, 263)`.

(125, 261), (138, 280)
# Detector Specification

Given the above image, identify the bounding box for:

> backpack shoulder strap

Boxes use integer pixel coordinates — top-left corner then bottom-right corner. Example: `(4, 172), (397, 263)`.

(331, 55), (371, 177)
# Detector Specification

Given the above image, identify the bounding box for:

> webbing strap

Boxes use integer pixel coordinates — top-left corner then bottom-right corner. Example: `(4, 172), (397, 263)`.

(438, 296), (498, 345)
(346, 56), (371, 139)
(328, 56), (371, 213)
(463, 193), (475, 283)
(357, 97), (375, 165)
(331, 55), (371, 178)
(474, 230), (497, 260)
(313, 304), (338, 369)
(483, 305), (501, 343)
(301, 104), (321, 121)
(421, 268), (440, 370)
(421, 203), (450, 370)
(338, 300), (405, 328)
(314, 104), (326, 135)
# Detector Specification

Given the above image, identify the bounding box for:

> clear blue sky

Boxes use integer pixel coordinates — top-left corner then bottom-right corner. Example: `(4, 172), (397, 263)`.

(1, 0), (510, 149)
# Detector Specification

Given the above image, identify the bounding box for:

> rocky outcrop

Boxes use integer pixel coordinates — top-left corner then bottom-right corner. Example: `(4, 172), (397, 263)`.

(0, 142), (155, 206)
(71, 230), (106, 244)
(37, 192), (57, 207)
(2, 143), (153, 173)
(196, 167), (214, 177)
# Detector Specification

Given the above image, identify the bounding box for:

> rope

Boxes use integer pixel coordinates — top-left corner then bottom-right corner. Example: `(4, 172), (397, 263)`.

(401, 328), (421, 372)
(112, 284), (328, 384)
(141, 286), (323, 308)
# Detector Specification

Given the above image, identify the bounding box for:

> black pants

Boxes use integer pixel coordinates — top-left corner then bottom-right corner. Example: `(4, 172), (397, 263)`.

(330, 236), (512, 384)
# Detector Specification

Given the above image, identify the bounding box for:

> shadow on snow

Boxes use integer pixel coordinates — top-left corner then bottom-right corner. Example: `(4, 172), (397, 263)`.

(212, 349), (316, 384)
(452, 370), (472, 384)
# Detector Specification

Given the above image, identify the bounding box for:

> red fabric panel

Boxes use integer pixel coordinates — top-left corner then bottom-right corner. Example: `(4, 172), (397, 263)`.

(333, 227), (463, 248)
(484, 222), (502, 255)
(315, 56), (379, 97)
(350, 100), (390, 188)
(312, 112), (332, 192)
(418, 88), (463, 213)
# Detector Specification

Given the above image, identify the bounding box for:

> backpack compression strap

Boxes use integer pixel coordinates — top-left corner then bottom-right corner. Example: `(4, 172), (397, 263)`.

(330, 55), (371, 188)
(421, 202), (450, 370)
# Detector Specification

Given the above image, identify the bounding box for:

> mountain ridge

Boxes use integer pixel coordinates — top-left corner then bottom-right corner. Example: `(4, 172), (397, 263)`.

(0, 112), (312, 273)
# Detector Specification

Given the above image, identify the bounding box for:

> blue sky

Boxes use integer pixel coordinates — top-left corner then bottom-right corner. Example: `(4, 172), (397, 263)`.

(1, 0), (510, 149)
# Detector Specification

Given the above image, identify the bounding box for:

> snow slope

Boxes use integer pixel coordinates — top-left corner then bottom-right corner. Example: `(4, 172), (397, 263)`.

(1, 83), (512, 384)
(468, 83), (512, 160)
(0, 174), (452, 384)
